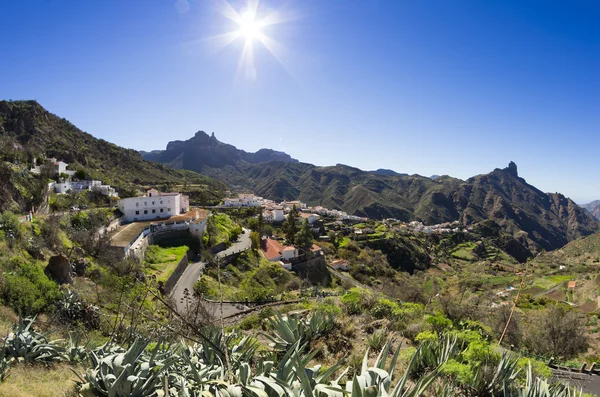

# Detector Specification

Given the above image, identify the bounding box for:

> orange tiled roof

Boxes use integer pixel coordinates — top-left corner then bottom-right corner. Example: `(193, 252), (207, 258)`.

(263, 238), (284, 260)
(568, 281), (577, 289)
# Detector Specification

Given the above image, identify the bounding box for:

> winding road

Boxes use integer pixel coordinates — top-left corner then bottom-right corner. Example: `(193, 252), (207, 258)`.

(170, 228), (251, 316)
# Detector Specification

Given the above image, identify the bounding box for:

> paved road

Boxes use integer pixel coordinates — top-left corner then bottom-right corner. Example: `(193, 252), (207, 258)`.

(553, 370), (600, 395)
(170, 228), (251, 316)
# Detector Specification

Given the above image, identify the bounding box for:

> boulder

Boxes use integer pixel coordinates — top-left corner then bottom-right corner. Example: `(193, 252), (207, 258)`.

(72, 258), (88, 277)
(45, 255), (73, 284)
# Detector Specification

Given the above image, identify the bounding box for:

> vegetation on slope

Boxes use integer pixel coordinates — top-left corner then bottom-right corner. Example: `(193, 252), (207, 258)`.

(0, 100), (227, 211)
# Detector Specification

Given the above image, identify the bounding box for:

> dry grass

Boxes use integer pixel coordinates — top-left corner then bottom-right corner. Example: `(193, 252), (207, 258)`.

(0, 306), (18, 337)
(0, 363), (81, 397)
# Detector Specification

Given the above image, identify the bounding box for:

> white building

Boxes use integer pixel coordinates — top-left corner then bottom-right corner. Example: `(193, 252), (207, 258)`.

(54, 180), (117, 197)
(273, 207), (285, 222)
(223, 193), (263, 207)
(300, 213), (320, 224)
(262, 210), (274, 223)
(117, 188), (190, 222)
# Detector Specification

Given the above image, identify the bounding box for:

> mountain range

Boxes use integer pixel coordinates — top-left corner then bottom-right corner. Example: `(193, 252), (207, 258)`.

(141, 132), (599, 254)
(581, 200), (600, 222)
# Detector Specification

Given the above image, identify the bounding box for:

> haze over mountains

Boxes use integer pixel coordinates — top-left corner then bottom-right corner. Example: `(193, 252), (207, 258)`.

(141, 131), (599, 254)
(581, 200), (600, 222)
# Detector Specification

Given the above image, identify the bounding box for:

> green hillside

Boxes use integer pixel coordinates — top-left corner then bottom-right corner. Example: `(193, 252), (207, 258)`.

(0, 100), (226, 211)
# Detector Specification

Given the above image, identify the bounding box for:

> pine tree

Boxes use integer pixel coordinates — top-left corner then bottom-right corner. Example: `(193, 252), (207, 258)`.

(283, 205), (300, 244)
(295, 219), (314, 250)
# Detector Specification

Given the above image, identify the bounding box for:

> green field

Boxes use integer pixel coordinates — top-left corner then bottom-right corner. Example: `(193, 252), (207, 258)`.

(531, 274), (574, 290)
(144, 245), (189, 282)
(451, 242), (477, 261)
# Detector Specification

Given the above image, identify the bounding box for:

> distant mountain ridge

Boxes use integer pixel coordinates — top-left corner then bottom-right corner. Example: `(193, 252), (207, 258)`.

(581, 200), (600, 221)
(140, 130), (297, 171)
(141, 134), (598, 254)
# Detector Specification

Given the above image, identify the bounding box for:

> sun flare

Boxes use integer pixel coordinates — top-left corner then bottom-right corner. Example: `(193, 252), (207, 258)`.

(206, 0), (297, 80)
(237, 10), (263, 41)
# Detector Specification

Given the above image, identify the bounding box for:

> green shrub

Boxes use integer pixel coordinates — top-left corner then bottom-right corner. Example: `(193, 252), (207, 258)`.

(315, 297), (343, 316)
(426, 314), (453, 333)
(1, 262), (61, 315)
(441, 359), (474, 385)
(341, 287), (374, 315)
(238, 314), (261, 330)
(371, 298), (400, 319)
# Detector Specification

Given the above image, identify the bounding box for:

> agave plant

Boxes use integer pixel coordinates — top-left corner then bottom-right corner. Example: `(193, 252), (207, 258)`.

(63, 334), (89, 363)
(264, 311), (334, 351)
(77, 338), (179, 397)
(506, 362), (583, 397)
(3, 316), (65, 363)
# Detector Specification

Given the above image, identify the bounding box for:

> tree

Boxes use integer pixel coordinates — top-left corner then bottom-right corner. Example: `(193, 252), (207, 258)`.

(74, 169), (87, 180)
(204, 215), (218, 247)
(257, 211), (264, 234)
(295, 219), (313, 250)
(0, 211), (22, 243)
(282, 205), (300, 244)
(523, 305), (588, 358)
(250, 231), (261, 251)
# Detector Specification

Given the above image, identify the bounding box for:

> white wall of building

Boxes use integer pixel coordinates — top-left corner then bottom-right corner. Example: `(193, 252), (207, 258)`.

(118, 192), (183, 222)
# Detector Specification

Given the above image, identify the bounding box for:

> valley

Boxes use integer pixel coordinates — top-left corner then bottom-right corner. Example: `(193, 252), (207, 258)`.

(0, 101), (600, 396)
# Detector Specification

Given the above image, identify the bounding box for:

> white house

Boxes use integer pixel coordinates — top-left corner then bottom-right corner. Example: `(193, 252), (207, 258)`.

(300, 213), (320, 224)
(117, 189), (190, 222)
(282, 200), (306, 210)
(273, 207), (285, 222)
(54, 179), (117, 197)
(262, 210), (274, 223)
(223, 193), (263, 207)
(281, 246), (299, 261)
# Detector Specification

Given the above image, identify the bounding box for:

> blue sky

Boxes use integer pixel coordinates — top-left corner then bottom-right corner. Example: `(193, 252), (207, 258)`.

(1, 0), (599, 202)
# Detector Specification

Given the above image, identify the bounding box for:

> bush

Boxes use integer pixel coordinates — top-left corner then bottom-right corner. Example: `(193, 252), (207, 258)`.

(371, 298), (400, 319)
(366, 330), (387, 352)
(341, 288), (375, 315)
(426, 314), (453, 333)
(523, 305), (588, 359)
(1, 261), (61, 315)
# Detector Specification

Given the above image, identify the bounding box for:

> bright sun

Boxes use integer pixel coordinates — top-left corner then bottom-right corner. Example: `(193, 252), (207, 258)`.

(207, 0), (295, 80)
(238, 11), (262, 41)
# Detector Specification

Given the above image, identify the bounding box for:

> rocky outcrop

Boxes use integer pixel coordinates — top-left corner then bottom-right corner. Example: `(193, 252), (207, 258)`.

(45, 255), (73, 284)
(141, 131), (298, 173)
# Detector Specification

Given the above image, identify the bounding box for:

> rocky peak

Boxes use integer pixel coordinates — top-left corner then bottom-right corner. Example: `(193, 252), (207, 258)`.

(504, 161), (518, 178)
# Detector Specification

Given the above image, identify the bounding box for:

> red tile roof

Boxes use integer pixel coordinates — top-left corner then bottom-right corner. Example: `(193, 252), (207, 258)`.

(263, 238), (284, 260)
(568, 281), (577, 289)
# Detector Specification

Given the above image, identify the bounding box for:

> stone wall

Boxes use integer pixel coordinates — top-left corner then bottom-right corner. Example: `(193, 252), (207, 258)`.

(292, 255), (331, 285)
(164, 250), (192, 295)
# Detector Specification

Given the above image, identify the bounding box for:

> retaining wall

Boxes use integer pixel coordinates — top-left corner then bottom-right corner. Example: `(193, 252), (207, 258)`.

(164, 250), (192, 295)
(292, 255), (331, 285)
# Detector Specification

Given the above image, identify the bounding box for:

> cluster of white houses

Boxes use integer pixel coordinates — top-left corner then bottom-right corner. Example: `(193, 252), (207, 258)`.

(34, 158), (118, 197)
(53, 179), (117, 197)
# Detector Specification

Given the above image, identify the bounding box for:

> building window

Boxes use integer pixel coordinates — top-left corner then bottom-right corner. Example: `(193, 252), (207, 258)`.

(160, 201), (163, 205)
(152, 209), (156, 214)
(168, 208), (171, 212)
(135, 211), (139, 215)
(136, 202), (139, 207)
(144, 202), (147, 206)
(144, 210), (148, 214)
(160, 209), (163, 213)
(152, 201), (155, 205)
